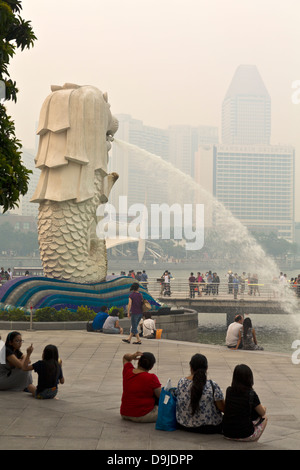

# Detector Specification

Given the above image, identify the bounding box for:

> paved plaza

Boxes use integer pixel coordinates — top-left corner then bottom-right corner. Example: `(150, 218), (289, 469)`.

(0, 329), (300, 451)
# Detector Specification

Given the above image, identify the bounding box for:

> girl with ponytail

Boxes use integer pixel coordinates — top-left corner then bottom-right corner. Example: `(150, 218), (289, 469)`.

(176, 354), (225, 433)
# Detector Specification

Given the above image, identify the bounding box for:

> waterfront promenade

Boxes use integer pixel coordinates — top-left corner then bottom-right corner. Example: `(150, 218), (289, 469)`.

(0, 329), (299, 451)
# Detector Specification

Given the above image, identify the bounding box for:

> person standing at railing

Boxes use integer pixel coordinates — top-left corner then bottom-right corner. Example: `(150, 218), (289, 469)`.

(189, 273), (196, 298)
(228, 271), (233, 294)
(196, 272), (203, 296)
(252, 274), (260, 296)
(141, 270), (148, 291)
(205, 271), (213, 296)
(294, 275), (300, 297)
(240, 272), (246, 294)
(212, 272), (220, 295)
(162, 271), (171, 296)
(247, 273), (253, 295)
(233, 274), (239, 299)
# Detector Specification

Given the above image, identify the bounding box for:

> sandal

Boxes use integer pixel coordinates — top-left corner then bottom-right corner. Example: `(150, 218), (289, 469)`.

(122, 339), (130, 343)
(133, 341), (142, 345)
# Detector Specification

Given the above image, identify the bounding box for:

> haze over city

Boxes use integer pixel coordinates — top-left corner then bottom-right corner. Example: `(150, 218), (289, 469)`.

(5, 0), (300, 219)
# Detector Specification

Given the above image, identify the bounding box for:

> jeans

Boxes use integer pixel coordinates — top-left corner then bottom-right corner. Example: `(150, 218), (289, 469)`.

(35, 387), (57, 399)
(131, 314), (143, 335)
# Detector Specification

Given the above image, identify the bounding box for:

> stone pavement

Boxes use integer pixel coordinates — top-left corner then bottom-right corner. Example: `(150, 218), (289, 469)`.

(0, 329), (300, 451)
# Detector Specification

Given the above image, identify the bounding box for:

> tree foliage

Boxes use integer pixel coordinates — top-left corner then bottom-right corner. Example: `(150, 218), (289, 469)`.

(0, 0), (36, 212)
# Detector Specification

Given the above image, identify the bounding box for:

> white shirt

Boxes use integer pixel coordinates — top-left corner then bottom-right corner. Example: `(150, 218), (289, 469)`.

(142, 318), (156, 336)
(225, 322), (243, 347)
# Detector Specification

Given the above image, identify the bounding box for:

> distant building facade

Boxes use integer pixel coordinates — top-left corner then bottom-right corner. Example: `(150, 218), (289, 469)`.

(109, 114), (218, 213)
(222, 64), (271, 145)
(20, 149), (39, 217)
(195, 65), (295, 241)
(213, 144), (295, 241)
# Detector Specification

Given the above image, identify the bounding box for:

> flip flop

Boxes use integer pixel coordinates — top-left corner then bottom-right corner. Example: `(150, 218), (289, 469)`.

(133, 341), (142, 345)
(122, 339), (130, 343)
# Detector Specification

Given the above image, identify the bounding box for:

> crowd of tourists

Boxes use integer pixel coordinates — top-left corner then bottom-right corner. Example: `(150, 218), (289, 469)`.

(0, 267), (12, 282)
(0, 331), (267, 441)
(0, 278), (268, 443)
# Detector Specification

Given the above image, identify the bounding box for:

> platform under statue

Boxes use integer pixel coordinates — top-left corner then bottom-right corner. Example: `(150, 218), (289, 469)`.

(0, 84), (159, 312)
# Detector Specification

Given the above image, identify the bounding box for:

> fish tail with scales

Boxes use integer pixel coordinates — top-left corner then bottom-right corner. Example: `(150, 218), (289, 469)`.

(37, 170), (114, 283)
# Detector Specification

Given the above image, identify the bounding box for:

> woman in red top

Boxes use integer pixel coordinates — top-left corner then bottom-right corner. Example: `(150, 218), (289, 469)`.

(120, 351), (161, 422)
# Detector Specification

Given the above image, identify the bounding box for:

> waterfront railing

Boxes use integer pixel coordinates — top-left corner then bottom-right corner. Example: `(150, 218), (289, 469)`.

(140, 278), (300, 300)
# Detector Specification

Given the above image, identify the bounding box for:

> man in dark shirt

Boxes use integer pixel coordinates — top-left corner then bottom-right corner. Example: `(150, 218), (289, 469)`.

(188, 273), (196, 298)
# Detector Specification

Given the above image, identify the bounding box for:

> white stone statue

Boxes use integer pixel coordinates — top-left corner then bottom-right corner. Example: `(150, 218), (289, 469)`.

(31, 83), (119, 283)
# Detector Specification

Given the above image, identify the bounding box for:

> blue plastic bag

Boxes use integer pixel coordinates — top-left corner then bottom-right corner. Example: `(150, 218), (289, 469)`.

(155, 380), (177, 431)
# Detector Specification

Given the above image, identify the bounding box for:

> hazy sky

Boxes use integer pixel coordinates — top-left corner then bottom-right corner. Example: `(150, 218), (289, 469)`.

(6, 0), (300, 218)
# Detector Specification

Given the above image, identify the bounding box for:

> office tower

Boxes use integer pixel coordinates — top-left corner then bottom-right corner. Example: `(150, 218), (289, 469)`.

(222, 64), (271, 145)
(109, 115), (218, 212)
(109, 114), (169, 211)
(196, 65), (295, 241)
(213, 143), (295, 241)
(168, 125), (218, 177)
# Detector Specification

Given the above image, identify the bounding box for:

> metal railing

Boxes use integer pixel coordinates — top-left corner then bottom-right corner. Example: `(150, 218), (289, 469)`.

(139, 278), (300, 300)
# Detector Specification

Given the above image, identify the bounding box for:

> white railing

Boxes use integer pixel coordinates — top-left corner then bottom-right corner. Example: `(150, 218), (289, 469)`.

(138, 278), (300, 300)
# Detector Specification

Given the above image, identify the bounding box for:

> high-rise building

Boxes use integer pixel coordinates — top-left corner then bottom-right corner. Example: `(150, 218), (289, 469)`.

(109, 115), (218, 213)
(222, 64), (271, 145)
(109, 114), (169, 212)
(168, 125), (218, 178)
(213, 144), (295, 240)
(195, 65), (295, 241)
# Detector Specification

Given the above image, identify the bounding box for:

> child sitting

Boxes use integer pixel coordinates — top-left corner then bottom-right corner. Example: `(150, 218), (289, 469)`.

(22, 344), (64, 399)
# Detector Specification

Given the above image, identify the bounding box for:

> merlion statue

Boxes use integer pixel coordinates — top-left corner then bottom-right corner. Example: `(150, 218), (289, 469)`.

(31, 83), (119, 283)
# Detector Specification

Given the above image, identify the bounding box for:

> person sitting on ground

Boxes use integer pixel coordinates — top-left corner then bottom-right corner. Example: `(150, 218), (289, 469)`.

(120, 351), (161, 422)
(140, 312), (156, 339)
(22, 344), (65, 399)
(242, 317), (264, 350)
(92, 305), (109, 332)
(0, 331), (35, 393)
(222, 364), (268, 441)
(176, 353), (225, 434)
(225, 314), (244, 349)
(102, 308), (124, 334)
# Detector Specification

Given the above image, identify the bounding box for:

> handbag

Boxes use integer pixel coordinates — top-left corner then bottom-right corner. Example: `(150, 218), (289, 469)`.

(155, 379), (177, 431)
(142, 299), (151, 312)
(155, 329), (163, 339)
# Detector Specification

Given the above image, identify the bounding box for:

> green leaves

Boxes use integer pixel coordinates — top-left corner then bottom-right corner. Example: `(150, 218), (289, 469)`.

(0, 0), (36, 212)
(0, 103), (31, 211)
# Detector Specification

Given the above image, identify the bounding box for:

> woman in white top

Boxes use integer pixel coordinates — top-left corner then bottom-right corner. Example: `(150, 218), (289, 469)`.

(176, 354), (225, 434)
